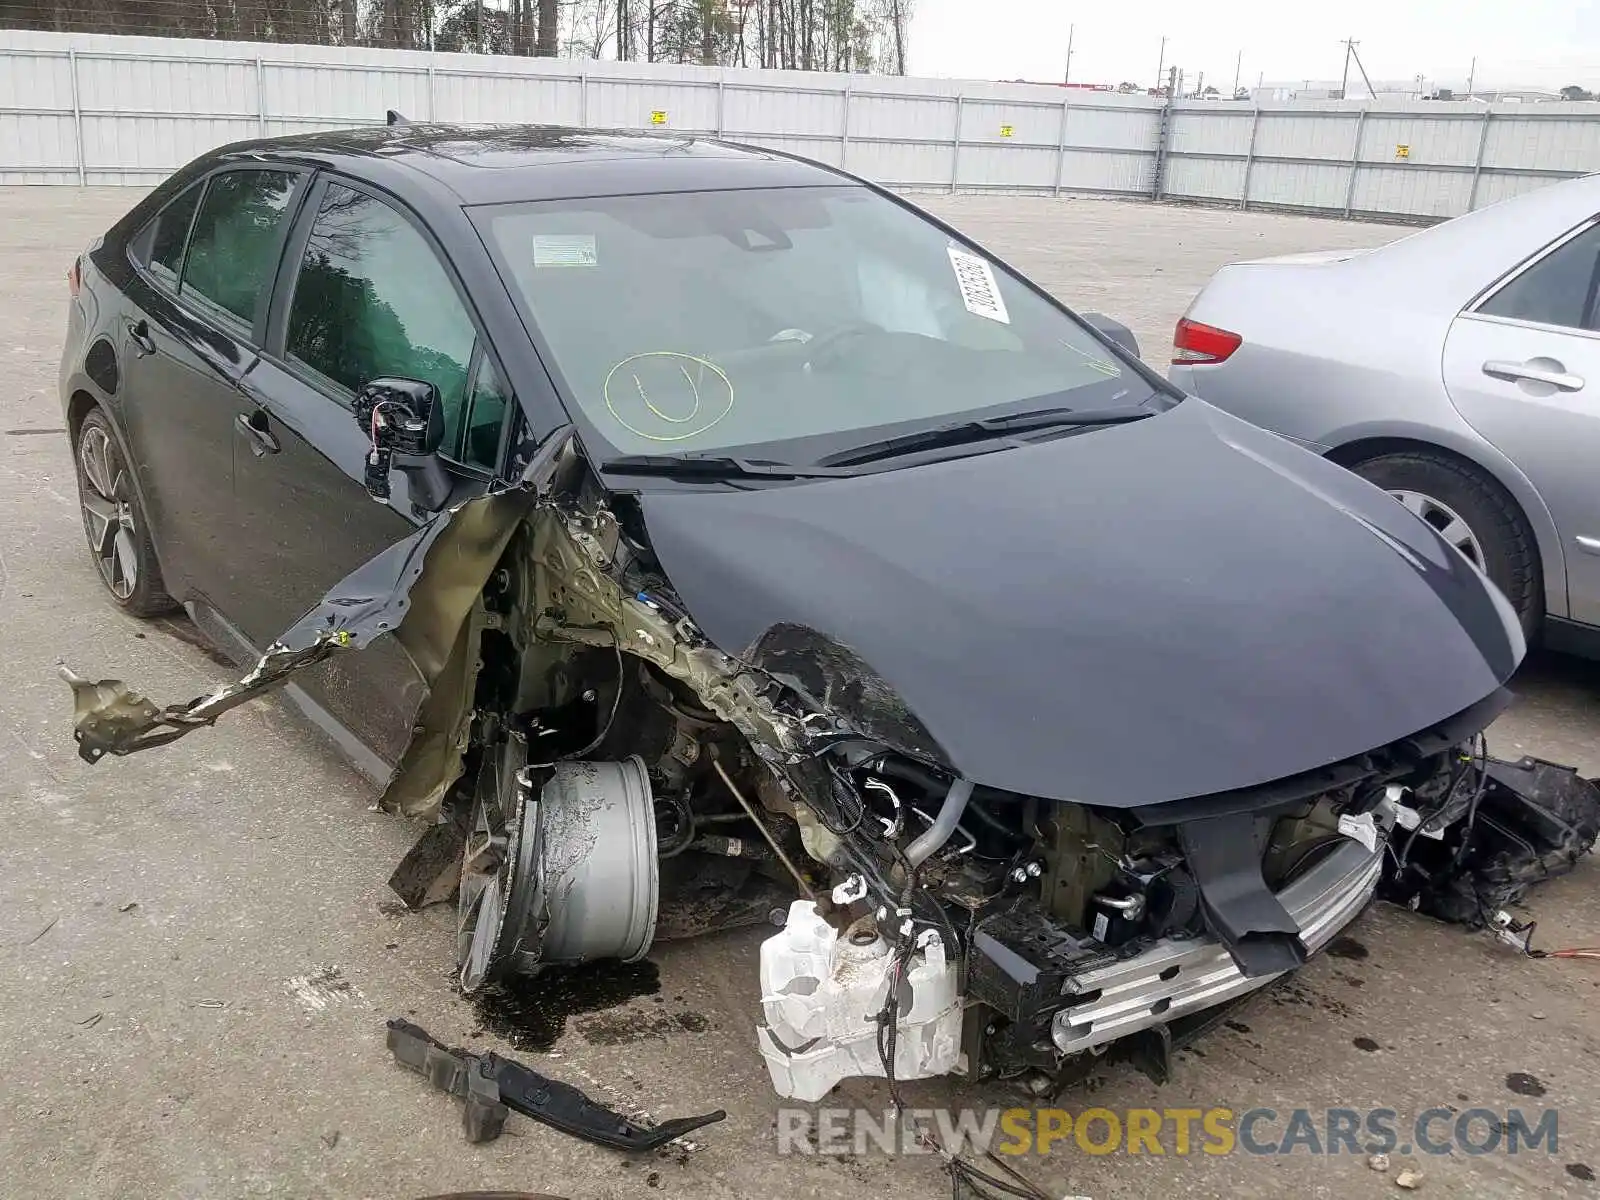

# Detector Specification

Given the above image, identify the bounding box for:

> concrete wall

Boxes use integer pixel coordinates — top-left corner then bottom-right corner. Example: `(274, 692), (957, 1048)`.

(3, 29), (1598, 222)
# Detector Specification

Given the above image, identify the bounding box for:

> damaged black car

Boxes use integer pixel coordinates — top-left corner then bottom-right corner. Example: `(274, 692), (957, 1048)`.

(61, 124), (1563, 1100)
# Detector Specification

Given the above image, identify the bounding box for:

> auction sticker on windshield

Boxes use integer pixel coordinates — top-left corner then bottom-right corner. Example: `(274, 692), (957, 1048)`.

(533, 234), (598, 268)
(947, 246), (1010, 324)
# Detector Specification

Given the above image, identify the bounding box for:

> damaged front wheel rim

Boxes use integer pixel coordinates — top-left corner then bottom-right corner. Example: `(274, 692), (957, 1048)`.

(458, 733), (533, 994)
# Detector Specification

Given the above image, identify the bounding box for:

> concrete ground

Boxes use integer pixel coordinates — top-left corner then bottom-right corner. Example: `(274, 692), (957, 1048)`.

(2, 186), (1598, 1200)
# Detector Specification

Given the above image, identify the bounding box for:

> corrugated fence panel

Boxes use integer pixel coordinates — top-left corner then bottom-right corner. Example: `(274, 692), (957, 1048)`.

(851, 92), (957, 143)
(79, 54), (256, 117)
(0, 112), (75, 171)
(588, 78), (719, 131)
(1359, 114), (1481, 166)
(5, 29), (1598, 221)
(432, 70), (581, 125)
(1352, 166), (1471, 220)
(1168, 108), (1253, 157)
(1254, 111), (1360, 161)
(0, 49), (74, 109)
(82, 114), (258, 173)
(1485, 116), (1600, 173)
(1164, 156), (1246, 201)
(1070, 104), (1159, 151)
(1474, 171), (1563, 208)
(1247, 159), (1348, 210)
(267, 62), (432, 121)
(853, 141), (955, 188)
(958, 98), (1059, 145)
(1064, 149), (1153, 195)
(728, 86), (843, 137)
(956, 143), (1058, 190)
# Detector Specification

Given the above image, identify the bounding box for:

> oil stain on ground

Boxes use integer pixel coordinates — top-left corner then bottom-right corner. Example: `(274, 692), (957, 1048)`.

(578, 1009), (711, 1046)
(471, 959), (663, 1051)
(1505, 1071), (1547, 1097)
(1326, 936), (1370, 961)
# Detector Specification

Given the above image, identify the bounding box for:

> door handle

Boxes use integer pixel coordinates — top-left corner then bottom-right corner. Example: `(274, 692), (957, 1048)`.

(234, 410), (280, 456)
(126, 319), (156, 357)
(1482, 359), (1585, 391)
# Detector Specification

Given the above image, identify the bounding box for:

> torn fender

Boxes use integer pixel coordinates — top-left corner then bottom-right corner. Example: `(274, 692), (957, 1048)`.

(62, 429), (576, 792)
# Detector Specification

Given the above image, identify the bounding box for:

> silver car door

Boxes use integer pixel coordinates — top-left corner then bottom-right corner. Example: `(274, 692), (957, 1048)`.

(1442, 217), (1600, 624)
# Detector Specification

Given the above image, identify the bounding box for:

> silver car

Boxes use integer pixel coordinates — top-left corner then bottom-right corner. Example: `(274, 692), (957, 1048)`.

(1170, 173), (1600, 651)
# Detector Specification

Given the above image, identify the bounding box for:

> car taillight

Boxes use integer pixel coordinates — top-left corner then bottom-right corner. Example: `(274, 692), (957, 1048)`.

(67, 257), (81, 299)
(1172, 317), (1241, 364)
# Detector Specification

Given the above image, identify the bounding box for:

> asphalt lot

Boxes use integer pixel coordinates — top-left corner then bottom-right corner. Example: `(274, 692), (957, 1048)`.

(3, 186), (1599, 1200)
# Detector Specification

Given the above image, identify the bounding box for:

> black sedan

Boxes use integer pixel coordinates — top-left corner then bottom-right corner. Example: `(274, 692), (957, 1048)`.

(60, 125), (1523, 1098)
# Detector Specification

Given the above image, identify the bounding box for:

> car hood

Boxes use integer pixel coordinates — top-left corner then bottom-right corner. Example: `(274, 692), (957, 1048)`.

(634, 400), (1523, 808)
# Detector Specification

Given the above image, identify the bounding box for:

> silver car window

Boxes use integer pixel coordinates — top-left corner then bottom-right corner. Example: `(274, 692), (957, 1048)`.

(1476, 219), (1600, 332)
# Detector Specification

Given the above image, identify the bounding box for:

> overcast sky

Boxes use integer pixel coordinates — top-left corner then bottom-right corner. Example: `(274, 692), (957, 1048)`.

(908, 1), (1600, 93)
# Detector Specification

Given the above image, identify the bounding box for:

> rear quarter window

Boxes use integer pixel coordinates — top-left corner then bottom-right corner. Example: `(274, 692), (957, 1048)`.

(180, 169), (300, 328)
(130, 182), (203, 289)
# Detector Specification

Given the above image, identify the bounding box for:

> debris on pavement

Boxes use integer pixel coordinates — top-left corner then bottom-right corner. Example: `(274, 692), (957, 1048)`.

(1381, 755), (1600, 925)
(1368, 1152), (1390, 1172)
(1395, 1164), (1425, 1189)
(385, 1018), (726, 1149)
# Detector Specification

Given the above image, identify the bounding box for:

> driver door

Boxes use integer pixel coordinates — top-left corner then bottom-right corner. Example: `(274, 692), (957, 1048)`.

(224, 177), (513, 774)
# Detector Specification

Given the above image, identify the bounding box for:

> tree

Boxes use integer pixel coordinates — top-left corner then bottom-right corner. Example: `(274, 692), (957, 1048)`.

(1233, 87), (1250, 100)
(1, 0), (909, 70)
(1116, 81), (1141, 94)
(1561, 85), (1594, 101)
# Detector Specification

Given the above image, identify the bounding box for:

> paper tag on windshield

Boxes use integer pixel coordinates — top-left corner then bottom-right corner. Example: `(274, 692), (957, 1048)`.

(532, 234), (597, 268)
(947, 246), (1009, 324)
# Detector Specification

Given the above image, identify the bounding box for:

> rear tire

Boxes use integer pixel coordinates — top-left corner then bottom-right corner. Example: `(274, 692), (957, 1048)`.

(74, 407), (177, 618)
(1352, 450), (1541, 640)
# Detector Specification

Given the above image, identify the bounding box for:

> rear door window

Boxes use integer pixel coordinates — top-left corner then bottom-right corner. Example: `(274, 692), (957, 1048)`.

(131, 182), (202, 288)
(284, 182), (491, 467)
(1478, 222), (1600, 332)
(181, 169), (299, 328)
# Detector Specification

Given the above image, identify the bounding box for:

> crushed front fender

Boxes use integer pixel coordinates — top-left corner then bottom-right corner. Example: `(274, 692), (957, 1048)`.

(61, 430), (575, 784)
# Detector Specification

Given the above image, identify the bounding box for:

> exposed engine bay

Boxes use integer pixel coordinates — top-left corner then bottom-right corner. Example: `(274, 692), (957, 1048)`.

(60, 431), (1600, 1100)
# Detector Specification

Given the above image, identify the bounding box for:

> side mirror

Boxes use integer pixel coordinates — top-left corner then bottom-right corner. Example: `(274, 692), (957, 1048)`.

(1081, 312), (1141, 360)
(353, 377), (452, 512)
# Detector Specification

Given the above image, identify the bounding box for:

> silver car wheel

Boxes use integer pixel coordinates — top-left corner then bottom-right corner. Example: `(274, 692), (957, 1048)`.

(1390, 489), (1484, 567)
(78, 423), (139, 601)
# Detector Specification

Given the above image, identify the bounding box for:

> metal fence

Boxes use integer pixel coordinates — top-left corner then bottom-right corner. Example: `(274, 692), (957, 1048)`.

(3, 28), (1599, 223)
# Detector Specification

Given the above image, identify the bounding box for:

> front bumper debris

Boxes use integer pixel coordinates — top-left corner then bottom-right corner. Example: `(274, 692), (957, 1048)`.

(1048, 838), (1381, 1054)
(386, 1018), (726, 1149)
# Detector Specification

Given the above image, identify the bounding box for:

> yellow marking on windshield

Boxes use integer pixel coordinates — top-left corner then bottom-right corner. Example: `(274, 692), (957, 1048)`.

(604, 351), (734, 442)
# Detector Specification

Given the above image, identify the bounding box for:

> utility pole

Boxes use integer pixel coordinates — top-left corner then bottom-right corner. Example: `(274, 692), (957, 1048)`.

(1155, 36), (1168, 93)
(1349, 41), (1377, 99)
(1064, 23), (1075, 85)
(1340, 38), (1357, 99)
(1466, 56), (1476, 96)
(1232, 50), (1242, 98)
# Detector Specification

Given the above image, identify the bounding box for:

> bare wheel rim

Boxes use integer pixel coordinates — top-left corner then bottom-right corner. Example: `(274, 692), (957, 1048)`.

(457, 741), (521, 993)
(78, 424), (138, 600)
(1390, 489), (1485, 568)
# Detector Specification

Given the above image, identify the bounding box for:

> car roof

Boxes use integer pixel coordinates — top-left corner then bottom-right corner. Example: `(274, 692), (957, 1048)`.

(209, 123), (850, 205)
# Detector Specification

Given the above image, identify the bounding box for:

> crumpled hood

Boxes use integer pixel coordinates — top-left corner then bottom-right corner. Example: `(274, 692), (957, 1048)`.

(635, 400), (1523, 807)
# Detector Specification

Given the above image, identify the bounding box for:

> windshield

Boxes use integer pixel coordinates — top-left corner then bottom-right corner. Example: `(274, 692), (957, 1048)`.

(477, 185), (1152, 462)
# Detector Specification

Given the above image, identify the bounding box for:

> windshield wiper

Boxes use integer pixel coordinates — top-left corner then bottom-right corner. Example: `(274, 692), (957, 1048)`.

(600, 454), (850, 480)
(815, 407), (1155, 468)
